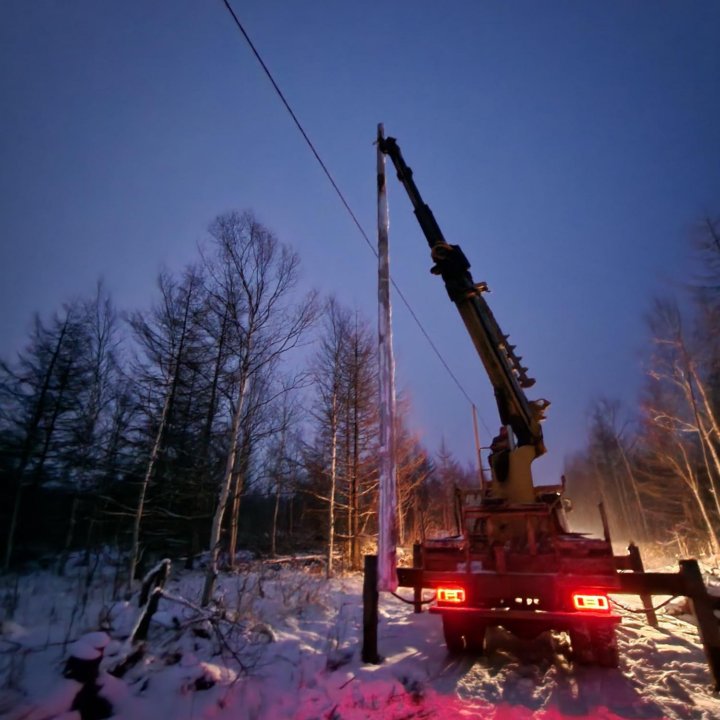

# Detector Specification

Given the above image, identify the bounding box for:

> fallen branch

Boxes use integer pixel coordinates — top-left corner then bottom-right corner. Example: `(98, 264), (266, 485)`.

(138, 559), (171, 607)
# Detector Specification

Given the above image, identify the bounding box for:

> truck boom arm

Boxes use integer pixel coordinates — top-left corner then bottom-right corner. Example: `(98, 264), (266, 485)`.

(379, 136), (548, 458)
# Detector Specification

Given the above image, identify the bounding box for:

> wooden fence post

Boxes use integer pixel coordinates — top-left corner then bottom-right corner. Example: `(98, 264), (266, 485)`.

(680, 559), (720, 691)
(362, 555), (380, 663)
(413, 543), (422, 614)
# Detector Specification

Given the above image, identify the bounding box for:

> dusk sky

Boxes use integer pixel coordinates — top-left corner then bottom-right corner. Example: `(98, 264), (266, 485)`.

(1, 1), (718, 484)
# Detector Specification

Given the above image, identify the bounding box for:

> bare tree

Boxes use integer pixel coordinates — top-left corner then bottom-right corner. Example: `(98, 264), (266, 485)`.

(201, 211), (316, 606)
(585, 398), (648, 541)
(394, 400), (432, 546)
(563, 214), (720, 558)
(266, 388), (303, 557)
(310, 298), (350, 578)
(58, 282), (123, 574)
(127, 267), (206, 587)
(638, 298), (720, 554)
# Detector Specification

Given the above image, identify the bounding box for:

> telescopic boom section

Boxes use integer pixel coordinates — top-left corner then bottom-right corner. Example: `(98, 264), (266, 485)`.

(379, 136), (548, 458)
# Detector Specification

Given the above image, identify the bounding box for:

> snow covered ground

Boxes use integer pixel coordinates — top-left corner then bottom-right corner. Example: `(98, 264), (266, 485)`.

(1, 557), (719, 720)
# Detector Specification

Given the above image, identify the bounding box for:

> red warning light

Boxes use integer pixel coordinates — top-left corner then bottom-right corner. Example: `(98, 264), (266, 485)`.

(572, 593), (610, 612)
(438, 587), (466, 604)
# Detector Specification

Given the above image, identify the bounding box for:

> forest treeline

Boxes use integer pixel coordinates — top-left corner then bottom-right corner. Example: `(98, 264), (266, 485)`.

(565, 216), (720, 560)
(3, 209), (717, 593)
(0, 210), (476, 600)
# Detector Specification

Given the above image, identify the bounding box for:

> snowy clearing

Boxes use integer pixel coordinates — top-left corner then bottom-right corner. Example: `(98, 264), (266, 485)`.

(1, 559), (719, 720)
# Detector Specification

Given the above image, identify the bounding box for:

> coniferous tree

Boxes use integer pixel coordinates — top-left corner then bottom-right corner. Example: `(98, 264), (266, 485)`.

(1, 301), (89, 568)
(127, 266), (209, 584)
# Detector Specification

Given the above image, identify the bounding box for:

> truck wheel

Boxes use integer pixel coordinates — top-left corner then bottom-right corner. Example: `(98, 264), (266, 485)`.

(465, 623), (487, 655)
(442, 615), (466, 654)
(569, 624), (595, 665)
(590, 624), (619, 668)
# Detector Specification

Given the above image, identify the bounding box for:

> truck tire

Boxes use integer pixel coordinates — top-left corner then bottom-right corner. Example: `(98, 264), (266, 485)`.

(569, 623), (595, 665)
(442, 615), (466, 654)
(465, 624), (487, 655)
(590, 624), (619, 668)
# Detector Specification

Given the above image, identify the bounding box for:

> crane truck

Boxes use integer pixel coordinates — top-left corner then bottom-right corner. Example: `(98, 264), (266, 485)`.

(380, 135), (621, 667)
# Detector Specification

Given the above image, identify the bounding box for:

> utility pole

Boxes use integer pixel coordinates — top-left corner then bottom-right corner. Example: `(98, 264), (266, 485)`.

(376, 122), (398, 593)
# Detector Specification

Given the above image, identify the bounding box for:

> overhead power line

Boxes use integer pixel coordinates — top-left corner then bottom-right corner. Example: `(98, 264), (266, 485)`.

(219, 0), (491, 436)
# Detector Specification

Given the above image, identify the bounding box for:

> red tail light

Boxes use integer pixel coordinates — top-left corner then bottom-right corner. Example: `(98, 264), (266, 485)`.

(572, 593), (610, 612)
(438, 587), (466, 604)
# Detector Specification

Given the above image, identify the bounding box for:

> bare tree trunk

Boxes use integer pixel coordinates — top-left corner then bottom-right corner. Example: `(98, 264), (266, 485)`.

(58, 495), (80, 576)
(202, 366), (249, 606)
(4, 481), (26, 572)
(327, 392), (338, 579)
(414, 491), (424, 543)
(289, 494), (294, 539)
(129, 272), (197, 588)
(351, 416), (360, 569)
(344, 392), (352, 568)
(228, 433), (252, 568)
(129, 386), (172, 591)
(684, 364), (720, 523)
(671, 441), (720, 556)
(350, 329), (361, 569)
(271, 483), (281, 557)
(441, 499), (449, 533)
(397, 486), (406, 546)
(609, 457), (634, 539)
(270, 420), (289, 558)
(588, 458), (609, 531)
(199, 306), (228, 490)
(615, 440), (649, 540)
(227, 469), (241, 568)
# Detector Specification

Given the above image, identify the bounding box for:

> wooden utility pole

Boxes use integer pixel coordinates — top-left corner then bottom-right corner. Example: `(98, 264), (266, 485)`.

(376, 123), (398, 593)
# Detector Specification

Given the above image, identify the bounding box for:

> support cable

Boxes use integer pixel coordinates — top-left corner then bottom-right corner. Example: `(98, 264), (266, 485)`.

(219, 0), (491, 435)
(610, 596), (679, 614)
(390, 591), (437, 606)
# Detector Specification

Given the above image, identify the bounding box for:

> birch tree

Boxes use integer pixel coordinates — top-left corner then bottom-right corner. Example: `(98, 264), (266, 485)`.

(310, 298), (350, 578)
(637, 298), (720, 554)
(563, 214), (720, 555)
(201, 211), (316, 605)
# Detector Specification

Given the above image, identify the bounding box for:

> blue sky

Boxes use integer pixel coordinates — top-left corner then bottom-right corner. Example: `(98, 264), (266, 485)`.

(1, 1), (718, 483)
